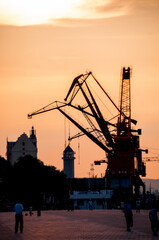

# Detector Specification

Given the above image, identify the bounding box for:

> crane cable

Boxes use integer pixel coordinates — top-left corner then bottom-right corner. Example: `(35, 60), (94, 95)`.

(87, 81), (114, 117)
(64, 108), (66, 149)
(78, 135), (80, 165)
(77, 111), (80, 165)
(68, 108), (71, 146)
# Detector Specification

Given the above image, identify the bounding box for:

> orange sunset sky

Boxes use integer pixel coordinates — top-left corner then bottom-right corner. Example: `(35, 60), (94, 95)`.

(1, 0), (159, 179)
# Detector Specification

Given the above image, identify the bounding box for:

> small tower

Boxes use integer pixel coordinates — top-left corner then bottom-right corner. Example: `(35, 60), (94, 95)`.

(29, 126), (37, 148)
(62, 145), (75, 178)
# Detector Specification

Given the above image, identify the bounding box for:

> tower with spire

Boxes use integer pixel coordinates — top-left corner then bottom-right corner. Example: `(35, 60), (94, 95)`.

(62, 145), (75, 178)
(29, 126), (37, 148)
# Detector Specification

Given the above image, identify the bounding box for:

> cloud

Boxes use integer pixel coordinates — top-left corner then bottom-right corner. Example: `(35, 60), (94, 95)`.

(76, 0), (159, 18)
(74, 0), (126, 18)
(0, 0), (159, 26)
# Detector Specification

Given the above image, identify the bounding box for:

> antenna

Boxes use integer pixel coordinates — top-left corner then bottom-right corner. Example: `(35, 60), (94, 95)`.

(90, 163), (94, 178)
(77, 111), (80, 164)
(68, 119), (71, 146)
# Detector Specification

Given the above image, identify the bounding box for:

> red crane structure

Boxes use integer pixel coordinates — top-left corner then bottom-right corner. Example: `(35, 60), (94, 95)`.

(28, 67), (147, 200)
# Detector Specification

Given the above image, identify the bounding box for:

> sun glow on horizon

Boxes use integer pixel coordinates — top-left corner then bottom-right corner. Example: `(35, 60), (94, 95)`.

(0, 0), (82, 26)
(0, 0), (127, 26)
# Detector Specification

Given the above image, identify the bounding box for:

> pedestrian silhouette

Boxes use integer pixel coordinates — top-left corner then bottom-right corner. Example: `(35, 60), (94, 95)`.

(136, 199), (141, 213)
(124, 201), (133, 232)
(29, 206), (33, 216)
(14, 201), (24, 233)
(89, 199), (93, 210)
(149, 208), (158, 236)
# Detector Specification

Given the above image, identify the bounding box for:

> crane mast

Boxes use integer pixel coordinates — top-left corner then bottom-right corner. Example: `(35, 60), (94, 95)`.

(120, 67), (131, 121)
(118, 67), (131, 135)
(105, 67), (146, 199)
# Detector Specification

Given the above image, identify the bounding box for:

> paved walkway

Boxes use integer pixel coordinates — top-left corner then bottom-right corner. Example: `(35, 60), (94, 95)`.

(0, 210), (156, 239)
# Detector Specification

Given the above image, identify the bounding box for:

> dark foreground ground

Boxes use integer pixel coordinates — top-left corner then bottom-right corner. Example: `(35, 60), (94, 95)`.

(0, 209), (156, 240)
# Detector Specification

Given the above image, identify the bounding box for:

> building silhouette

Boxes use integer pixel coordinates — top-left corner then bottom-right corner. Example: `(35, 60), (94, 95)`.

(62, 145), (75, 178)
(7, 126), (37, 165)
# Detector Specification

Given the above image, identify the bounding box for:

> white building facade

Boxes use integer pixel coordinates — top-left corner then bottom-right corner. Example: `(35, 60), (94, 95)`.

(70, 189), (114, 209)
(7, 126), (37, 165)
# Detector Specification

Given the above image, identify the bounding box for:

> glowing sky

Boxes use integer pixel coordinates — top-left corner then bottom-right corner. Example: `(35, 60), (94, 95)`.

(0, 0), (81, 25)
(0, 0), (159, 179)
(1, 0), (158, 26)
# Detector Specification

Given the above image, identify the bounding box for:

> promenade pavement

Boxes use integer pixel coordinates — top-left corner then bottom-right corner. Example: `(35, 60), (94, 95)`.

(0, 209), (156, 240)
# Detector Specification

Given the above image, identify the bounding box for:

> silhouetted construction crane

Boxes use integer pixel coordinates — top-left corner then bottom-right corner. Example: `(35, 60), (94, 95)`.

(143, 157), (159, 162)
(28, 67), (148, 200)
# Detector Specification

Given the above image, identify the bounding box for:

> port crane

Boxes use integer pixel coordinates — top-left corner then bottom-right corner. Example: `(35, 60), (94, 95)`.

(28, 67), (147, 199)
(143, 157), (159, 162)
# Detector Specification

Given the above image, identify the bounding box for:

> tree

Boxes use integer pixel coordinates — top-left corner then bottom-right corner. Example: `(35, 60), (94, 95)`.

(9, 155), (68, 209)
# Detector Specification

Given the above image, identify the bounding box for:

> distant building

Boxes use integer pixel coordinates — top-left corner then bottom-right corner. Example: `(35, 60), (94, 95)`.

(70, 189), (113, 210)
(7, 126), (37, 165)
(68, 178), (113, 209)
(62, 145), (75, 178)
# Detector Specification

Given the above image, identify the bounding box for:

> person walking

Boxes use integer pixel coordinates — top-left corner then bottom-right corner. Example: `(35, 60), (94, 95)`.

(136, 199), (141, 213)
(14, 201), (24, 233)
(149, 208), (158, 236)
(124, 201), (133, 232)
(89, 199), (93, 210)
(29, 206), (33, 216)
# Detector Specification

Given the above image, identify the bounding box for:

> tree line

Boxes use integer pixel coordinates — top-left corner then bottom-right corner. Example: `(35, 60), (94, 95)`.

(0, 155), (69, 211)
